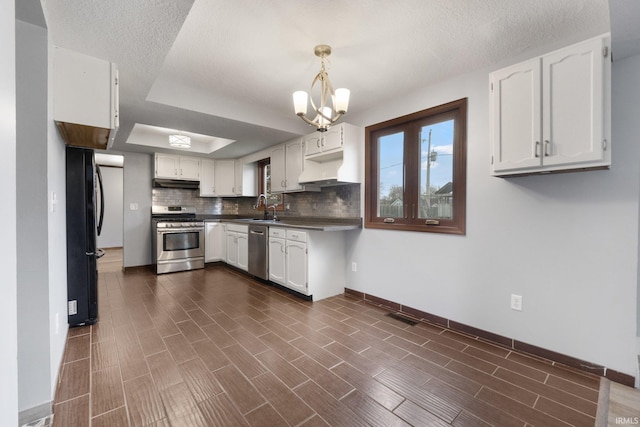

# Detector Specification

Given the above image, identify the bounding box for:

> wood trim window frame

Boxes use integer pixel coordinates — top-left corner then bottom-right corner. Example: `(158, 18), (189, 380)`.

(364, 98), (467, 235)
(257, 158), (284, 210)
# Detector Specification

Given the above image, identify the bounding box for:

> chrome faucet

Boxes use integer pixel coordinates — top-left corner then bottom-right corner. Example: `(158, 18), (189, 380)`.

(269, 205), (279, 222)
(255, 194), (268, 219)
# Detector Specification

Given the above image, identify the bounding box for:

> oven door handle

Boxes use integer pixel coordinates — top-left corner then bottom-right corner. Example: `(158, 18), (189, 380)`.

(157, 227), (204, 233)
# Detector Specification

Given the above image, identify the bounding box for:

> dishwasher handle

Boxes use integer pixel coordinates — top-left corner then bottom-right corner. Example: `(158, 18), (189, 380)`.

(250, 229), (265, 235)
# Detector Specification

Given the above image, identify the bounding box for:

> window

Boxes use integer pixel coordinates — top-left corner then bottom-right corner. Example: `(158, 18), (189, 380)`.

(365, 98), (467, 234)
(257, 159), (283, 208)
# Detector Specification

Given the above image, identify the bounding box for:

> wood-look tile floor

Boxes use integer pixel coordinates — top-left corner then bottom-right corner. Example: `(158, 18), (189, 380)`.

(53, 258), (604, 426)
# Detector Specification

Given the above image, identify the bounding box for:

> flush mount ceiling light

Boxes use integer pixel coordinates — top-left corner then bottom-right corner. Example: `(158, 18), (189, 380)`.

(169, 134), (191, 148)
(293, 45), (350, 132)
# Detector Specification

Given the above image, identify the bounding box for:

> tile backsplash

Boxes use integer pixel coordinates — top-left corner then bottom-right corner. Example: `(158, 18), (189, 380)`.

(152, 183), (361, 218)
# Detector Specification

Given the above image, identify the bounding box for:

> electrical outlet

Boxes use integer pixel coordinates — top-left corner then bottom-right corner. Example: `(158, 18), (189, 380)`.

(351, 262), (357, 272)
(55, 312), (60, 334)
(130, 202), (138, 211)
(510, 294), (523, 311)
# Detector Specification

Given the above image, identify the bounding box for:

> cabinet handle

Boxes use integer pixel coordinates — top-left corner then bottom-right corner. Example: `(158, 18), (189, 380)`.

(544, 140), (551, 157)
(316, 140), (320, 148)
(534, 141), (540, 158)
(321, 138), (325, 147)
(281, 180), (285, 187)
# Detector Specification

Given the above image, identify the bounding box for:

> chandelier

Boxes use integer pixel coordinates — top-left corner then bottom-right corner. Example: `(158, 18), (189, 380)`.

(169, 134), (191, 148)
(293, 45), (350, 132)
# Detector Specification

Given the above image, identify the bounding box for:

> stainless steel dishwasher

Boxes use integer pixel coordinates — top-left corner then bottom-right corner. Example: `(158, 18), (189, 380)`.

(248, 224), (268, 280)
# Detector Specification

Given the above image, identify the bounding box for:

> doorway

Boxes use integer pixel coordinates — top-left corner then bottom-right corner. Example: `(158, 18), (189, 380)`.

(95, 153), (124, 271)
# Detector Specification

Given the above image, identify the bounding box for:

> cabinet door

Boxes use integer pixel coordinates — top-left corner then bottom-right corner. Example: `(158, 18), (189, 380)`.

(285, 139), (303, 191)
(321, 125), (343, 152)
(179, 157), (200, 180)
(490, 59), (542, 174)
(205, 223), (226, 262)
(270, 145), (286, 193)
(199, 159), (216, 197)
(268, 237), (286, 285)
(237, 233), (249, 271)
(226, 232), (238, 267)
(53, 46), (118, 130)
(214, 160), (236, 196)
(304, 133), (323, 156)
(155, 154), (179, 178)
(542, 37), (605, 167)
(234, 160), (243, 196)
(286, 241), (308, 294)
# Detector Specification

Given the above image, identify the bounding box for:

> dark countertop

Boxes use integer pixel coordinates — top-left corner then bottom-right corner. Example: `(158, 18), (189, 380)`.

(199, 215), (362, 231)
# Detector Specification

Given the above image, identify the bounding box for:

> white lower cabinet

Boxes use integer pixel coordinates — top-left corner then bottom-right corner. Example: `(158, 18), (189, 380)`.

(268, 228), (286, 285)
(205, 222), (226, 262)
(268, 227), (345, 300)
(286, 238), (308, 294)
(226, 224), (248, 271)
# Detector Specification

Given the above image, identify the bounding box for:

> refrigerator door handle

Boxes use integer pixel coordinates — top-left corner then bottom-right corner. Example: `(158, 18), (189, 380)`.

(96, 164), (104, 237)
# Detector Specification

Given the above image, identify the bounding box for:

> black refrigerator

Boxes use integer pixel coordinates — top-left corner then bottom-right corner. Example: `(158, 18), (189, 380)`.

(66, 146), (104, 327)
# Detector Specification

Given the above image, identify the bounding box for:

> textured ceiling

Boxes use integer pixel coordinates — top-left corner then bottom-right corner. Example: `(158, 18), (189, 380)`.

(40, 0), (611, 158)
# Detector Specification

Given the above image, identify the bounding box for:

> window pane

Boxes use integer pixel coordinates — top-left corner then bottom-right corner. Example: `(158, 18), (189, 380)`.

(377, 132), (404, 218)
(419, 120), (454, 219)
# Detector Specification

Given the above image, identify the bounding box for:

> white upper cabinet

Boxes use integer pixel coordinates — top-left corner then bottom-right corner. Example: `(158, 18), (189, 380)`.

(303, 133), (323, 157)
(235, 159), (257, 197)
(270, 138), (318, 193)
(490, 34), (610, 176)
(304, 126), (343, 159)
(270, 145), (286, 193)
(285, 139), (304, 191)
(155, 154), (200, 180)
(298, 123), (361, 185)
(200, 159), (216, 196)
(214, 160), (236, 196)
(53, 46), (119, 150)
(179, 157), (201, 180)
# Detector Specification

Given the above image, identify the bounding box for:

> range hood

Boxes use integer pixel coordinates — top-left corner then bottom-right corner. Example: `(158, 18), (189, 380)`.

(153, 178), (200, 190)
(298, 154), (360, 186)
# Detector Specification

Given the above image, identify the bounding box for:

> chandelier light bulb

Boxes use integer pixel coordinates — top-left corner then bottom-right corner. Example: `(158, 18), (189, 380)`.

(292, 45), (350, 132)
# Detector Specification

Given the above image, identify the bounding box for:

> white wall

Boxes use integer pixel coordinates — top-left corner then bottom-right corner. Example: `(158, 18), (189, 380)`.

(16, 18), (52, 416)
(0, 0), (18, 425)
(97, 166), (124, 248)
(46, 37), (69, 400)
(123, 152), (153, 267)
(346, 45), (639, 376)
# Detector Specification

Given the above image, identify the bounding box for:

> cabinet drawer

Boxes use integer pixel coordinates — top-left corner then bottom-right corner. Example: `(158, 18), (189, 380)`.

(286, 229), (307, 243)
(226, 223), (248, 234)
(269, 228), (286, 238)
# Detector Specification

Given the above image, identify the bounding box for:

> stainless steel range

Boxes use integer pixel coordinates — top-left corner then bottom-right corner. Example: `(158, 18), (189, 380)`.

(152, 206), (204, 274)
